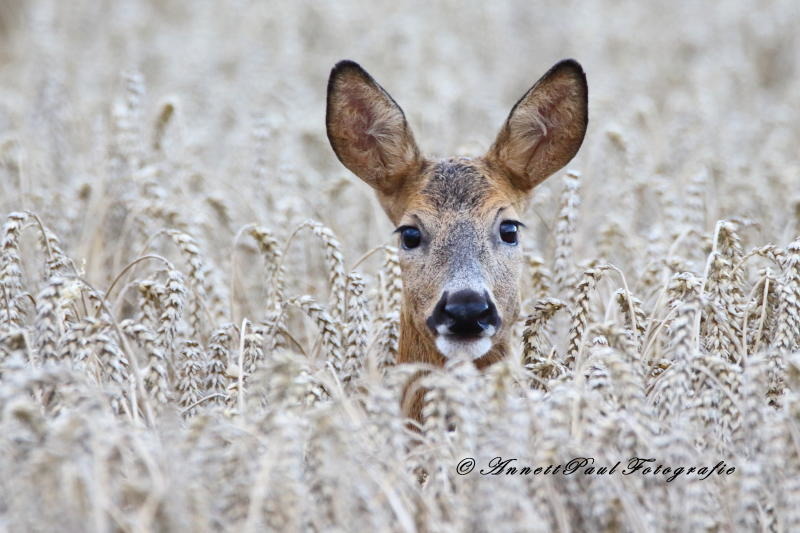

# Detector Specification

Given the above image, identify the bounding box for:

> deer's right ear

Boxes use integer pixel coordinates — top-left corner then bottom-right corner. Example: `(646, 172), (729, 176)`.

(326, 60), (423, 195)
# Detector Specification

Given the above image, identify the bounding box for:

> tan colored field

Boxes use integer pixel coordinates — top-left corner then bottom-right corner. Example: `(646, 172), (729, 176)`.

(1, 1), (799, 531)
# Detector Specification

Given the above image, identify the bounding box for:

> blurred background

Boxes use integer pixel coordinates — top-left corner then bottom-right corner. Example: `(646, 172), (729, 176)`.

(0, 0), (798, 314)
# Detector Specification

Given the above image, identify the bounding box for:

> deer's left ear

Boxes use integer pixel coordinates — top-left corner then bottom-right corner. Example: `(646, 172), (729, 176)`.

(486, 59), (588, 193)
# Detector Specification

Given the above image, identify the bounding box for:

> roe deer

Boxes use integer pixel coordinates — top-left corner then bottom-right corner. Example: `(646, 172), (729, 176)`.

(326, 59), (588, 422)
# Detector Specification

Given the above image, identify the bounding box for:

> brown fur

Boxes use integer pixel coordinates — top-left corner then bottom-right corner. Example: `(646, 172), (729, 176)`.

(326, 59), (588, 423)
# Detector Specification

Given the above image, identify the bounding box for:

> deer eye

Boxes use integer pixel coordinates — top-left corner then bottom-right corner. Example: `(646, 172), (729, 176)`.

(397, 226), (422, 250)
(499, 221), (520, 245)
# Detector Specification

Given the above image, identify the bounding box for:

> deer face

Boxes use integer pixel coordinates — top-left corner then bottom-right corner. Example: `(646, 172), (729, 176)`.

(326, 60), (588, 362)
(391, 158), (524, 360)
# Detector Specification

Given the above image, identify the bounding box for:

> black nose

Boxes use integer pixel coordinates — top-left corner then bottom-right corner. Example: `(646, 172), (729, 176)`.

(426, 290), (501, 338)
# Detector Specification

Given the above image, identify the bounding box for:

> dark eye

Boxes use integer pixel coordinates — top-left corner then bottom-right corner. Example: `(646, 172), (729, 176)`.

(499, 221), (519, 245)
(399, 226), (422, 250)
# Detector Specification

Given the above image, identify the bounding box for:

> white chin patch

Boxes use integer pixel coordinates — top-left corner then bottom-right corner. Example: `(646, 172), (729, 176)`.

(435, 336), (493, 360)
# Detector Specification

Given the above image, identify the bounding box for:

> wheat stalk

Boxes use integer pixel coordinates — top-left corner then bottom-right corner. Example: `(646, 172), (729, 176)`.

(553, 171), (581, 294)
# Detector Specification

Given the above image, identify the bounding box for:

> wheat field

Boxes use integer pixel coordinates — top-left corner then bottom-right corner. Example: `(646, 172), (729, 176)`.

(1, 1), (799, 531)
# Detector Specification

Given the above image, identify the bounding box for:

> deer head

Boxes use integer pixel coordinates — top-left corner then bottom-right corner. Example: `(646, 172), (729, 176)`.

(326, 59), (587, 369)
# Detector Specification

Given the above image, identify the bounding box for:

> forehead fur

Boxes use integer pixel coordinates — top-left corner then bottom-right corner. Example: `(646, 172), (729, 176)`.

(410, 158), (518, 215)
(422, 159), (491, 211)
